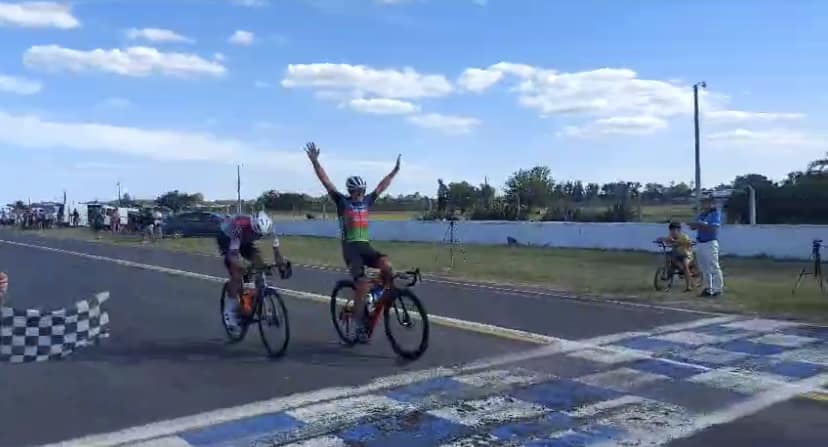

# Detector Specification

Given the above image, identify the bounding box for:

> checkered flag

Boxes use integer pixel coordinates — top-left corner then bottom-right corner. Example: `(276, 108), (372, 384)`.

(0, 291), (111, 364)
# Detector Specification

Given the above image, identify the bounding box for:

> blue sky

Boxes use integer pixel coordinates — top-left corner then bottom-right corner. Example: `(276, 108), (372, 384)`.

(1, 0), (826, 204)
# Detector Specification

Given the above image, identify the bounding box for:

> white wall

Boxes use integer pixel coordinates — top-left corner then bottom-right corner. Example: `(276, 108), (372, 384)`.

(274, 220), (827, 260)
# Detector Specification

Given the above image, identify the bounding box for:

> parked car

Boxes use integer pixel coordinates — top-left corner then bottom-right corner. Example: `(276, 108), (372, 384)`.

(161, 211), (224, 238)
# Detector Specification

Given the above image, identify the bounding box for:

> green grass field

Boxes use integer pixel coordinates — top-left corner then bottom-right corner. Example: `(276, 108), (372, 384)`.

(29, 227), (828, 322)
(267, 203), (696, 223)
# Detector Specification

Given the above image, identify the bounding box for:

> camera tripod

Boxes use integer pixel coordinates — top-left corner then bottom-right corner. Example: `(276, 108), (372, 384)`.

(438, 220), (466, 269)
(793, 239), (826, 295)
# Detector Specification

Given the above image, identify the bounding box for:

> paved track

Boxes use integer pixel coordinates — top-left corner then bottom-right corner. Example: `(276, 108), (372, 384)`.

(1, 230), (827, 447)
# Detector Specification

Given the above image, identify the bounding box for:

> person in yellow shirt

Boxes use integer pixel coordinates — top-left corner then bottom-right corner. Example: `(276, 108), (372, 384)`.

(657, 222), (694, 292)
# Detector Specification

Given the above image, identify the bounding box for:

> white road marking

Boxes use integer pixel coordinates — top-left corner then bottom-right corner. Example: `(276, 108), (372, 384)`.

(124, 437), (192, 447)
(774, 346), (828, 366)
(567, 346), (648, 365)
(654, 330), (738, 346)
(589, 399), (697, 447)
(688, 368), (791, 394)
(427, 395), (548, 427)
(722, 318), (803, 332)
(283, 435), (348, 447)
(643, 373), (828, 445)
(286, 394), (412, 427)
(675, 346), (752, 366)
(454, 367), (546, 388)
(750, 333), (819, 348)
(564, 395), (648, 419)
(576, 367), (669, 393)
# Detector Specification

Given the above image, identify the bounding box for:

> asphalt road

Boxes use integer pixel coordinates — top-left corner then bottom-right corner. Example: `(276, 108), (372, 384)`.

(1, 230), (827, 447)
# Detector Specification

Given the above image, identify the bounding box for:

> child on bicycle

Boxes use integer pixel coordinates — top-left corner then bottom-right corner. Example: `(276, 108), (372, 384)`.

(657, 222), (694, 292)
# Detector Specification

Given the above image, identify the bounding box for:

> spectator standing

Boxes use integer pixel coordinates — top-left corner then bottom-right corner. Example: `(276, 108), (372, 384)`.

(111, 208), (120, 234)
(0, 272), (8, 307)
(688, 196), (724, 297)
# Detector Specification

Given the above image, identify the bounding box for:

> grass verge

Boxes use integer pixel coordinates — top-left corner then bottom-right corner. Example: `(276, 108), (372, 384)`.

(16, 227), (828, 323)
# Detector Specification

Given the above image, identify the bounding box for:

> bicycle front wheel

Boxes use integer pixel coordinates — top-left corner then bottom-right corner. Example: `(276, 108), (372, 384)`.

(257, 288), (290, 358)
(653, 267), (673, 292)
(384, 288), (429, 360)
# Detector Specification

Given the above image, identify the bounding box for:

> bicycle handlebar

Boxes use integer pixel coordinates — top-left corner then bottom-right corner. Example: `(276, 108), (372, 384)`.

(394, 268), (422, 287)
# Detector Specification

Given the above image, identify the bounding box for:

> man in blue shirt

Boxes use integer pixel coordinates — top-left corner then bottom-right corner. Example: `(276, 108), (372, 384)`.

(688, 196), (724, 297)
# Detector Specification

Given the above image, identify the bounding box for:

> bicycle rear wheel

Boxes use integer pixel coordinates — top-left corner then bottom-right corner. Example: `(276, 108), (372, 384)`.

(330, 281), (361, 346)
(257, 288), (290, 358)
(220, 282), (248, 342)
(384, 288), (429, 360)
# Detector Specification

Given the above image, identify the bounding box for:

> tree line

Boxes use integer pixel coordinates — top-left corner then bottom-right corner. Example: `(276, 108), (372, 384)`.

(82, 151), (828, 225)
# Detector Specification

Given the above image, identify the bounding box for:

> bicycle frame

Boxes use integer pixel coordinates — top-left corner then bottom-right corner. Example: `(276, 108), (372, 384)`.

(241, 265), (275, 321)
(362, 268), (421, 335)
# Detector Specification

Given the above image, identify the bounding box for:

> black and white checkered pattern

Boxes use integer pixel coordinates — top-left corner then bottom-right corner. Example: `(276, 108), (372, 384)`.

(0, 291), (110, 363)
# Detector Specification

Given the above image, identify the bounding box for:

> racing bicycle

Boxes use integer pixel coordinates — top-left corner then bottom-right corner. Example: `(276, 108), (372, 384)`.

(220, 262), (291, 358)
(330, 268), (429, 360)
(653, 241), (701, 292)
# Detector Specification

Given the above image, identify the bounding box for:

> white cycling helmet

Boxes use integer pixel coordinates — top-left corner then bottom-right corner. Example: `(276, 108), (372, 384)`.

(252, 211), (273, 236)
(346, 176), (367, 193)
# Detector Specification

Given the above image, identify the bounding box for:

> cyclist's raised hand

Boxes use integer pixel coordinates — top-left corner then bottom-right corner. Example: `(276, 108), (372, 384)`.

(305, 142), (320, 161)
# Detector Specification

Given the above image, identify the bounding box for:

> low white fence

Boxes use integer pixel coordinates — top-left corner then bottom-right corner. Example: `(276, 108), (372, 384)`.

(274, 220), (827, 260)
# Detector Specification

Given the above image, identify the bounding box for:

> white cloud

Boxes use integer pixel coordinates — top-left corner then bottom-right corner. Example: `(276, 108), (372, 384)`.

(406, 113), (480, 134)
(23, 45), (227, 78)
(457, 68), (503, 93)
(707, 129), (824, 148)
(348, 98), (419, 115)
(560, 115), (668, 138)
(282, 63), (453, 99)
(459, 62), (698, 119)
(254, 80), (271, 88)
(0, 109), (439, 196)
(229, 30), (255, 46)
(705, 110), (805, 123)
(0, 110), (242, 162)
(213, 52), (226, 62)
(0, 1), (79, 29)
(230, 0), (269, 6)
(0, 73), (42, 95)
(126, 28), (194, 44)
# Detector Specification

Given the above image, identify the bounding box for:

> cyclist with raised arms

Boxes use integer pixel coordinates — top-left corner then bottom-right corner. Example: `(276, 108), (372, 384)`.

(305, 141), (400, 342)
(217, 211), (291, 330)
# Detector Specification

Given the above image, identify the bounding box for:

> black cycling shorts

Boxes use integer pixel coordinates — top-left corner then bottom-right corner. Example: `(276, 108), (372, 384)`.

(342, 241), (384, 279)
(216, 233), (260, 271)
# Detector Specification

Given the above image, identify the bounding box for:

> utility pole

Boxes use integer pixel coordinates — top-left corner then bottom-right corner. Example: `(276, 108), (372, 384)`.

(236, 165), (242, 214)
(117, 181), (122, 206)
(693, 81), (706, 213)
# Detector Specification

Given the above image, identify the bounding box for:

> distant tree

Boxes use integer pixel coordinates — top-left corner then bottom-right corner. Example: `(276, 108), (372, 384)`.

(585, 183), (600, 201)
(571, 181), (586, 202)
(732, 174), (775, 191)
(446, 181), (478, 213)
(256, 190), (309, 211)
(476, 183), (496, 208)
(807, 151), (828, 174)
(643, 183), (665, 202)
(505, 166), (555, 211)
(155, 190), (201, 212)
